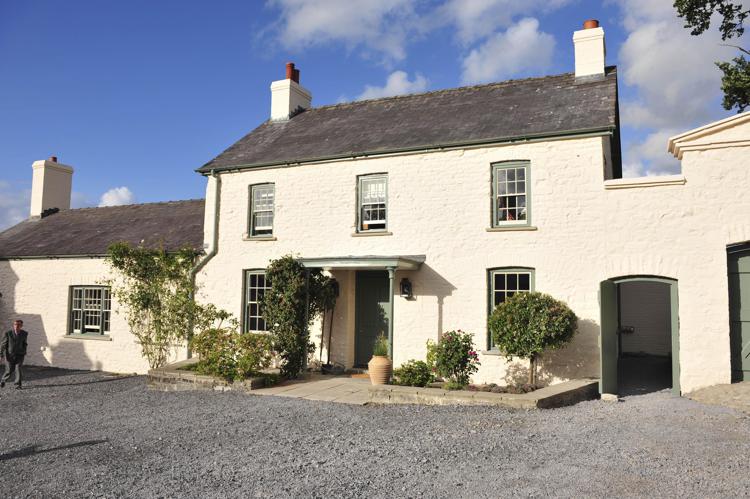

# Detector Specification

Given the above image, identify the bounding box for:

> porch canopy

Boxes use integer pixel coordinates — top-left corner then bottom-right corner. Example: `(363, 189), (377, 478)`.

(298, 255), (426, 359)
(298, 255), (425, 271)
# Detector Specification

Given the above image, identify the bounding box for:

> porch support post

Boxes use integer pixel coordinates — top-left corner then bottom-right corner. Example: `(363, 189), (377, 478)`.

(304, 268), (310, 370)
(387, 267), (395, 359)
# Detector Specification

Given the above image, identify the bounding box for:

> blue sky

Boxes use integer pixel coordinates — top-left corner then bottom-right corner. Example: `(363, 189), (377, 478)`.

(0, 0), (737, 230)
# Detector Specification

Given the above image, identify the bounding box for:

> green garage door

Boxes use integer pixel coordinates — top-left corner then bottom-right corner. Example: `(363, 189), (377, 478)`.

(728, 248), (750, 381)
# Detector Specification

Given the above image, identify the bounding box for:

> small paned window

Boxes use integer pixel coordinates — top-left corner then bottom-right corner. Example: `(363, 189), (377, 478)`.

(488, 269), (534, 348)
(244, 271), (271, 332)
(70, 286), (111, 335)
(250, 184), (275, 236)
(358, 175), (387, 231)
(493, 163), (529, 226)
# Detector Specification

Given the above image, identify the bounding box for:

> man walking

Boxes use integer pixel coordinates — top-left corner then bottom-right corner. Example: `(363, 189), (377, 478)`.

(1, 319), (28, 390)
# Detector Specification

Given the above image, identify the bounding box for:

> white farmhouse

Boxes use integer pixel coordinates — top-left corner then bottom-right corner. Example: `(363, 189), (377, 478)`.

(1, 21), (748, 396)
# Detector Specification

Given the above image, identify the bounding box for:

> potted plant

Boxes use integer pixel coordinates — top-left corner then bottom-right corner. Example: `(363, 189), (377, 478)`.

(368, 333), (392, 385)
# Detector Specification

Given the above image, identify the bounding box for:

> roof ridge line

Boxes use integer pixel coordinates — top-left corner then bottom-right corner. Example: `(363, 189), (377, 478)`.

(63, 198), (205, 213)
(300, 67), (616, 113)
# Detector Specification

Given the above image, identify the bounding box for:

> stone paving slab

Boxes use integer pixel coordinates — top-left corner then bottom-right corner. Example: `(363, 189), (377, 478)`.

(687, 381), (750, 414)
(252, 376), (370, 405)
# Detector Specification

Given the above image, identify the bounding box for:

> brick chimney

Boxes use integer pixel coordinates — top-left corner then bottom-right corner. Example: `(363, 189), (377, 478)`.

(30, 156), (73, 218)
(573, 19), (606, 78)
(270, 62), (312, 121)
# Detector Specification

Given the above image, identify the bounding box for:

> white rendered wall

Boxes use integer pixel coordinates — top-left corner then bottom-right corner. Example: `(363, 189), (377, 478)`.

(196, 135), (750, 393)
(0, 258), (186, 373)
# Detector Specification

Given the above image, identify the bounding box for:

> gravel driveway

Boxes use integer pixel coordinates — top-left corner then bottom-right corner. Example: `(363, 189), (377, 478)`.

(0, 367), (747, 498)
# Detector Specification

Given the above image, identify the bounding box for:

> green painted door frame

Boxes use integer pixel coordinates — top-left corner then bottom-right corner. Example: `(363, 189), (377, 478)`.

(599, 276), (680, 396)
(728, 246), (750, 381)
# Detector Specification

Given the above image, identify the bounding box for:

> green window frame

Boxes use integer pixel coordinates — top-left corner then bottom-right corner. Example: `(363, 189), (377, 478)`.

(487, 267), (535, 349)
(492, 161), (530, 227)
(249, 183), (275, 237)
(69, 285), (111, 336)
(242, 270), (271, 333)
(357, 174), (388, 232)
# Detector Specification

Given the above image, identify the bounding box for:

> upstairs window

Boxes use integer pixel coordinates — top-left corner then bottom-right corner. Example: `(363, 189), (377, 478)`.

(243, 270), (271, 332)
(358, 174), (387, 232)
(250, 184), (275, 236)
(69, 286), (111, 335)
(492, 162), (530, 226)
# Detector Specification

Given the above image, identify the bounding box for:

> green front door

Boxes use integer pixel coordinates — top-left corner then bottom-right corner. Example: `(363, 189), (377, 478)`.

(355, 271), (391, 367)
(599, 280), (619, 395)
(728, 248), (750, 381)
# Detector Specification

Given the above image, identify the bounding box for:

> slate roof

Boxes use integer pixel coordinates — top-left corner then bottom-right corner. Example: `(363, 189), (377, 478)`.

(199, 67), (618, 173)
(0, 199), (204, 258)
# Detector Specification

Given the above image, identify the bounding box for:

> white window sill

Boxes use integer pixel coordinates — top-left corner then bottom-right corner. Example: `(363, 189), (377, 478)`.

(351, 231), (393, 237)
(481, 349), (503, 356)
(65, 334), (112, 342)
(486, 226), (537, 232)
(243, 234), (277, 241)
(604, 175), (686, 190)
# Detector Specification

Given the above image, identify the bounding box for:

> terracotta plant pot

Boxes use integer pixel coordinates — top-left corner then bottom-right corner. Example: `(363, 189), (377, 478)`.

(368, 355), (392, 385)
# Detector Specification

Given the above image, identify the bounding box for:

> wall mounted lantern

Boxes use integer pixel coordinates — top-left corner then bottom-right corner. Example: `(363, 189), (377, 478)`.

(400, 278), (413, 299)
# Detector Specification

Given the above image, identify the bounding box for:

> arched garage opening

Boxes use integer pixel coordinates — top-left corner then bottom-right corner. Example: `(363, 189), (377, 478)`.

(600, 276), (680, 397)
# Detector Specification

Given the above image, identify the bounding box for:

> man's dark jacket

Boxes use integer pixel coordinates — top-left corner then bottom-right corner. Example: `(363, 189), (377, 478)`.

(1, 330), (28, 359)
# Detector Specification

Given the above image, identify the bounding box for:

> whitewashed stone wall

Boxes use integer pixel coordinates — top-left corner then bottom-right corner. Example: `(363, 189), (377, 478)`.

(0, 258), (184, 374)
(196, 134), (750, 393)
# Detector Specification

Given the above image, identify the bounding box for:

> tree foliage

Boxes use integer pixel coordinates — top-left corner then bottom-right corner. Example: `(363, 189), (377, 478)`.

(261, 255), (336, 378)
(675, 0), (750, 111)
(106, 242), (220, 369)
(488, 292), (577, 384)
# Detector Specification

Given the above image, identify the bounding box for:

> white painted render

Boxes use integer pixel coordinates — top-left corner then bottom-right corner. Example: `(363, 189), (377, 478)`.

(30, 159), (73, 218)
(0, 258), (185, 374)
(573, 26), (605, 78)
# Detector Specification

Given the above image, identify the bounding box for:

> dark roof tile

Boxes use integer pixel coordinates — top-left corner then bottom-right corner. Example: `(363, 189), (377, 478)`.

(199, 68), (618, 172)
(0, 199), (204, 258)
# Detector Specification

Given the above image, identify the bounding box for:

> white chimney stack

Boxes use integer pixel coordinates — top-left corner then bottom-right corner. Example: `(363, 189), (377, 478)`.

(30, 156), (73, 218)
(270, 62), (312, 121)
(573, 19), (606, 78)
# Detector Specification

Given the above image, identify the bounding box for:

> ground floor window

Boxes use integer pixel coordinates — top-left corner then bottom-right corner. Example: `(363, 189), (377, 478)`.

(243, 270), (271, 332)
(487, 268), (534, 348)
(69, 286), (111, 335)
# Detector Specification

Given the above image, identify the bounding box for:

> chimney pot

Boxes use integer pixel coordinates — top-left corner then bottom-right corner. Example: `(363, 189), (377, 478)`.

(286, 62), (295, 80)
(292, 68), (300, 83)
(49, 156), (57, 162)
(583, 19), (600, 29)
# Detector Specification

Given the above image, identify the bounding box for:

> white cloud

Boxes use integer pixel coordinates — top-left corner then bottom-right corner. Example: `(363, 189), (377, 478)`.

(0, 181), (30, 231)
(267, 0), (418, 62)
(614, 0), (735, 176)
(99, 187), (134, 207)
(437, 0), (571, 45)
(356, 71), (428, 100)
(461, 18), (555, 84)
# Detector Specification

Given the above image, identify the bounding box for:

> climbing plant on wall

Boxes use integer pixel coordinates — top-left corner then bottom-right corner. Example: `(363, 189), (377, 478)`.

(262, 255), (336, 378)
(106, 242), (219, 369)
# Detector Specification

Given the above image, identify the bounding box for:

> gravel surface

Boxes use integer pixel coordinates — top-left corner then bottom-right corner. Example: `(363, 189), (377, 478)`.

(0, 367), (748, 498)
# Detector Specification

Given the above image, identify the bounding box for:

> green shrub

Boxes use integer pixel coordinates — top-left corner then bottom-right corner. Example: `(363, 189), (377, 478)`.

(425, 339), (438, 373)
(443, 380), (466, 390)
(191, 327), (237, 380)
(191, 327), (273, 381)
(372, 333), (389, 357)
(433, 330), (480, 388)
(393, 360), (434, 387)
(488, 291), (578, 385)
(262, 256), (316, 378)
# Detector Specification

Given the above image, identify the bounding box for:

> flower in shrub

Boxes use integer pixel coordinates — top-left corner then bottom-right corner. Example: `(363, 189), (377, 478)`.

(433, 330), (480, 388)
(393, 360), (434, 387)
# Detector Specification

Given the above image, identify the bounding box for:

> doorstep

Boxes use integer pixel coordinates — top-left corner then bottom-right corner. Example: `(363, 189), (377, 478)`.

(368, 379), (600, 409)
